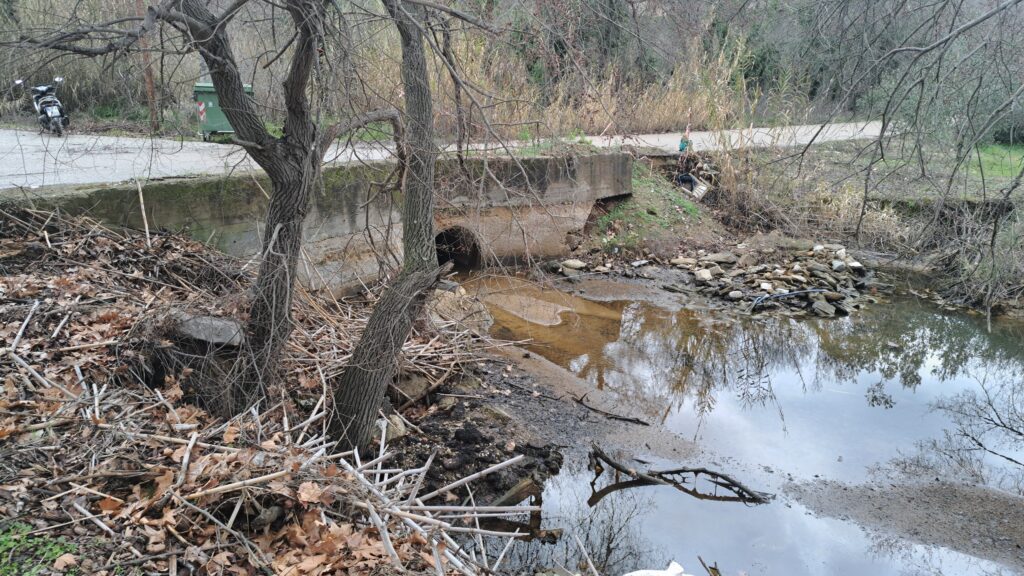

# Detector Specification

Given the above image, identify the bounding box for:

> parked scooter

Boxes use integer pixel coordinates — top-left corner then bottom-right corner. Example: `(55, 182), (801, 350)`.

(14, 77), (70, 136)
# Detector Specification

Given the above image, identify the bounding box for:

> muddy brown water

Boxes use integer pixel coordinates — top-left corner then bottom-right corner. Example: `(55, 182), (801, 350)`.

(463, 275), (1024, 575)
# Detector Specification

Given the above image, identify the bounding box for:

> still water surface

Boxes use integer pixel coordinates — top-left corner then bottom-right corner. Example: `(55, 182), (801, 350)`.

(466, 276), (1024, 575)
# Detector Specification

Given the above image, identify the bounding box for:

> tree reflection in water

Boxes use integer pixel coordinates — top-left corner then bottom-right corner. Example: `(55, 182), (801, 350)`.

(560, 295), (1024, 491)
(556, 297), (1024, 428)
(489, 459), (666, 575)
(896, 374), (1024, 495)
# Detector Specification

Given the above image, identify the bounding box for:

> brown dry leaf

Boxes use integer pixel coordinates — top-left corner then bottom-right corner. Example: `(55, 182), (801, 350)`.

(151, 468), (175, 499)
(53, 553), (77, 570)
(145, 527), (167, 553)
(285, 523), (309, 547)
(205, 551), (234, 575)
(222, 424), (240, 444)
(97, 497), (122, 514)
(297, 481), (323, 504)
(163, 381), (184, 402)
(294, 553), (328, 573)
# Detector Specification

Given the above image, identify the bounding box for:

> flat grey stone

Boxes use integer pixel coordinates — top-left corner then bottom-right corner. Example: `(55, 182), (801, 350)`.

(171, 311), (243, 346)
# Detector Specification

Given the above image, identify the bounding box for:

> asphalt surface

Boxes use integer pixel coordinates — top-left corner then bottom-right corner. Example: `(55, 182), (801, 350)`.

(0, 121), (882, 191)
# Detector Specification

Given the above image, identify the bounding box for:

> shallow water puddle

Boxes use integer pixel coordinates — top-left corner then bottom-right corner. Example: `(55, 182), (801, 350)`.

(466, 276), (1024, 574)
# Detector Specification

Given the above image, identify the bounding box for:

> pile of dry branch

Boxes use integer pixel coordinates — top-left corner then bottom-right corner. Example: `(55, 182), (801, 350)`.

(0, 208), (530, 575)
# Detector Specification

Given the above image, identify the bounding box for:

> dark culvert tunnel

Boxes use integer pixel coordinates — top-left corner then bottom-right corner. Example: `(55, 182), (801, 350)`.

(435, 227), (482, 271)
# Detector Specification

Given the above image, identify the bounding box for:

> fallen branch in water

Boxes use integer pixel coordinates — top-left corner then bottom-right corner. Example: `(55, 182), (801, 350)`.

(574, 393), (650, 426)
(588, 446), (772, 506)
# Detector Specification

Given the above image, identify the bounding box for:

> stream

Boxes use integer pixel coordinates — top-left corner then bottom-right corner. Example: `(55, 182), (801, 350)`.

(463, 275), (1024, 575)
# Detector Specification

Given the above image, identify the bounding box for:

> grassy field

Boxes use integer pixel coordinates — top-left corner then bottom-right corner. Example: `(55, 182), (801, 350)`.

(973, 143), (1024, 179)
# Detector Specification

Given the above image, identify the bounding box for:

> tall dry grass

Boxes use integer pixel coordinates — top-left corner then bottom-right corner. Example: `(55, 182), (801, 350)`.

(1, 0), (808, 140)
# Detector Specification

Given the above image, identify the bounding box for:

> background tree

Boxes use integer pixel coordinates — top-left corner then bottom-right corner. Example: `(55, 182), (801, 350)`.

(2, 0), (439, 424)
(328, 0), (442, 449)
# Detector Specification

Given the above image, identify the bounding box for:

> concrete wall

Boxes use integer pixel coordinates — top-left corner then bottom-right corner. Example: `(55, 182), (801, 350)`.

(16, 153), (632, 292)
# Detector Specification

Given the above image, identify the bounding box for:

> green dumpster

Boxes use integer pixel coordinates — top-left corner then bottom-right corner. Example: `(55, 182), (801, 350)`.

(193, 82), (253, 141)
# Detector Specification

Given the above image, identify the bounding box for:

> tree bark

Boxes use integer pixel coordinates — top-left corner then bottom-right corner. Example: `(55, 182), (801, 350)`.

(331, 0), (439, 450)
(175, 0), (322, 413)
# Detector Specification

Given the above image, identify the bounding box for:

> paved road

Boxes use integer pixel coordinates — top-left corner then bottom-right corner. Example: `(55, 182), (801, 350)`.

(0, 121), (882, 191)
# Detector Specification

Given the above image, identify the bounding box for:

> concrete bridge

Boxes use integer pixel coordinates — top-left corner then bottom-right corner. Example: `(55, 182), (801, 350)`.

(9, 154), (632, 292)
(0, 121), (882, 292)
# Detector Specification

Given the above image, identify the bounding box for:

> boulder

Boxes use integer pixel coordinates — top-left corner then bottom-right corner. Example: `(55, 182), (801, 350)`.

(593, 265), (611, 273)
(671, 257), (697, 267)
(702, 252), (738, 265)
(561, 267), (582, 282)
(707, 265), (725, 277)
(811, 271), (838, 288)
(385, 414), (407, 443)
(737, 253), (759, 267)
(694, 269), (714, 282)
(805, 261), (831, 274)
(759, 282), (773, 291)
(541, 260), (562, 273)
(170, 311), (243, 347)
(831, 259), (847, 273)
(427, 287), (494, 334)
(561, 259), (587, 270)
(812, 300), (836, 317)
(727, 290), (744, 300)
(848, 261), (866, 276)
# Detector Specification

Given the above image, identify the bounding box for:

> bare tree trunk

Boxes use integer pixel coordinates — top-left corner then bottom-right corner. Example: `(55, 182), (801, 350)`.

(134, 0), (158, 132)
(177, 0), (321, 413)
(331, 0), (440, 450)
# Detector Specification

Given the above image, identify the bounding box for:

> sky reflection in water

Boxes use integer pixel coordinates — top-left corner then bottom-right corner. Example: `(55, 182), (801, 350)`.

(479, 281), (1024, 575)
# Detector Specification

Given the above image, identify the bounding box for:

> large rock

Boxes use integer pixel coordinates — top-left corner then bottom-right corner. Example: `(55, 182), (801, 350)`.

(671, 257), (697, 267)
(737, 253), (759, 267)
(831, 259), (847, 273)
(170, 311), (243, 347)
(703, 252), (738, 265)
(561, 259), (587, 270)
(427, 287), (494, 334)
(805, 261), (831, 274)
(694, 269), (714, 282)
(812, 300), (836, 317)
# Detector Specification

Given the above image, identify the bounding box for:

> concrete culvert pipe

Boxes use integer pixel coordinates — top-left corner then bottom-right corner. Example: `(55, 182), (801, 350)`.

(435, 227), (481, 271)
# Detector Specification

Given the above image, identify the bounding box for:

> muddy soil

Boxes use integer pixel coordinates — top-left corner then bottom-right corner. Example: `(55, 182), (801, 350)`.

(789, 480), (1024, 571)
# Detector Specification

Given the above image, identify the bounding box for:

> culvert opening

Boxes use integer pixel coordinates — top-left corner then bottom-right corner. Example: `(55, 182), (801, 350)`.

(435, 227), (482, 271)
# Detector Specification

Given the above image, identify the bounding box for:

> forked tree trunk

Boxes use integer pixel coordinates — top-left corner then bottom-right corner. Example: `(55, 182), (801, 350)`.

(331, 0), (440, 450)
(178, 0), (322, 414)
